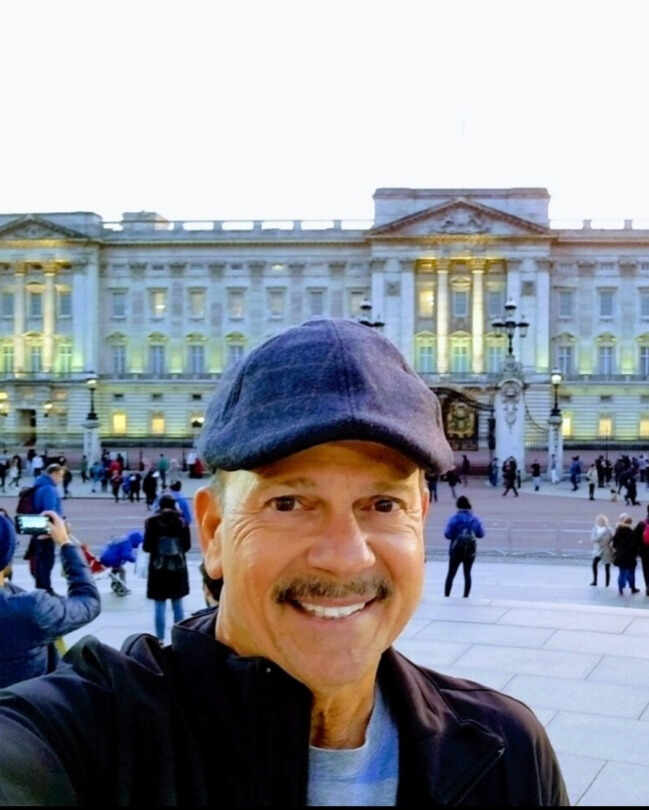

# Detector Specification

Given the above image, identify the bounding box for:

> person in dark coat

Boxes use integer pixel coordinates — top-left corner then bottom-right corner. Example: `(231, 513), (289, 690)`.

(143, 494), (191, 643)
(443, 495), (485, 597)
(30, 464), (65, 594)
(142, 469), (158, 510)
(612, 512), (641, 595)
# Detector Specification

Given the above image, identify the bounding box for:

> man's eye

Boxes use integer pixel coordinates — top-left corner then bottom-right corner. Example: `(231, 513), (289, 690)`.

(373, 498), (397, 513)
(271, 496), (299, 512)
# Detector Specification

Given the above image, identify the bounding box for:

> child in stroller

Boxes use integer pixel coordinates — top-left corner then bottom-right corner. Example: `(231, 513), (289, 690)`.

(82, 530), (144, 597)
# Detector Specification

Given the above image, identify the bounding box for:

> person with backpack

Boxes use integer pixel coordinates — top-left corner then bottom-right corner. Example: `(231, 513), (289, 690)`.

(634, 506), (649, 596)
(143, 494), (191, 643)
(26, 464), (66, 594)
(443, 495), (485, 598)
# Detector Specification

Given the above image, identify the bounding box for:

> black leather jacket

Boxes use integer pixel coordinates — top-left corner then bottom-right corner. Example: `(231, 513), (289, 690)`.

(0, 610), (568, 806)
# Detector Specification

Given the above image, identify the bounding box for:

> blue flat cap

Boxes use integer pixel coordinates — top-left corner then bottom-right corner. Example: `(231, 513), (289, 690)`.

(198, 318), (454, 472)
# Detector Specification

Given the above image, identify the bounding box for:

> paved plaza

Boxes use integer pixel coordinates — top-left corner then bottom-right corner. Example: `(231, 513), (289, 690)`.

(4, 474), (649, 805)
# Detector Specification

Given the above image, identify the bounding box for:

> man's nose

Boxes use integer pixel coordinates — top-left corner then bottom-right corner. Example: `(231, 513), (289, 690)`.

(306, 509), (376, 574)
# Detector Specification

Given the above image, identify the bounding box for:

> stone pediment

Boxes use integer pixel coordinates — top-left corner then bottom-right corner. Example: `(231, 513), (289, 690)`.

(0, 215), (88, 242)
(370, 199), (550, 238)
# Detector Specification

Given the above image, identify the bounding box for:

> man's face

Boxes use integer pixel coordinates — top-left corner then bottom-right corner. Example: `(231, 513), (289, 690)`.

(196, 441), (429, 695)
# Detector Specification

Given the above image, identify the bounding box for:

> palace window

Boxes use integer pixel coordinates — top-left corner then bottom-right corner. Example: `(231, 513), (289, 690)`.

(227, 289), (245, 320)
(151, 412), (165, 435)
(487, 290), (504, 319)
(188, 344), (205, 375)
(309, 290), (325, 317)
(640, 346), (649, 377)
(450, 340), (470, 373)
(57, 290), (72, 318)
(1, 344), (13, 373)
(598, 290), (614, 319)
(29, 345), (42, 373)
(113, 345), (126, 375)
(189, 289), (205, 319)
(150, 290), (166, 318)
(598, 415), (613, 438)
(486, 344), (505, 374)
(418, 288), (435, 318)
(639, 416), (649, 439)
(112, 412), (127, 435)
(227, 343), (245, 368)
(1, 292), (13, 318)
(561, 412), (573, 438)
(558, 290), (573, 318)
(268, 289), (286, 318)
(598, 345), (615, 375)
(112, 291), (126, 319)
(557, 345), (573, 377)
(57, 344), (72, 374)
(149, 345), (165, 375)
(641, 292), (649, 319)
(451, 290), (469, 318)
(415, 335), (436, 373)
(349, 291), (366, 317)
(29, 292), (42, 318)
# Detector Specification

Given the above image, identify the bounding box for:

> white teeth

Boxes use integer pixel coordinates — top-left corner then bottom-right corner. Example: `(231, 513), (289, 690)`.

(299, 602), (366, 619)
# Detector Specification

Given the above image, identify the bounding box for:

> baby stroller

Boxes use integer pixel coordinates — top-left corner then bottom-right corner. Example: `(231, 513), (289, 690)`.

(81, 530), (144, 597)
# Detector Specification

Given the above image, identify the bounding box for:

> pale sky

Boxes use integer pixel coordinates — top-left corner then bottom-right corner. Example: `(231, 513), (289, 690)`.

(2, 0), (648, 224)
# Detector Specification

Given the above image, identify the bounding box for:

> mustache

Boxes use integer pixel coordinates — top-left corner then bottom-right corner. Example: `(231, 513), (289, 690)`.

(273, 575), (392, 604)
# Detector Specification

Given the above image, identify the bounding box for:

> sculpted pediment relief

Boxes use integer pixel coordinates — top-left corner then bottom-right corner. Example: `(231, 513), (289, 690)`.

(370, 199), (549, 238)
(0, 215), (87, 242)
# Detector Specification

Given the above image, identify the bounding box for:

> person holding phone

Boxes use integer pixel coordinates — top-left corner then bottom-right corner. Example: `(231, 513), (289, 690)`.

(0, 511), (101, 688)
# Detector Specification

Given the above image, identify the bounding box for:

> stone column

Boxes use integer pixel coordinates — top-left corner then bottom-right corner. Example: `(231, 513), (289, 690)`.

(71, 264), (86, 372)
(83, 256), (100, 373)
(399, 258), (415, 363)
(42, 264), (56, 372)
(505, 259), (523, 363)
(533, 258), (551, 371)
(547, 413), (564, 483)
(13, 263), (26, 371)
(436, 259), (450, 373)
(83, 417), (101, 468)
(470, 259), (485, 373)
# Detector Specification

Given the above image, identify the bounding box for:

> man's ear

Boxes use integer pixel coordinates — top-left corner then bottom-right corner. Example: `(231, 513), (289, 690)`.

(194, 486), (224, 580)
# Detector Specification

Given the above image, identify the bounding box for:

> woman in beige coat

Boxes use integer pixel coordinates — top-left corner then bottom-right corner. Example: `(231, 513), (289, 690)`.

(590, 513), (614, 587)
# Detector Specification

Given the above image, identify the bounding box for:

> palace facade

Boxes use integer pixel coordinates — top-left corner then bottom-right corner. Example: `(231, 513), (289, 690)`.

(1, 186), (648, 459)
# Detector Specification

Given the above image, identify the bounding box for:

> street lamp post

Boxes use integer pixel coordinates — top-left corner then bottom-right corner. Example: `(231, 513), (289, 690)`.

(357, 298), (385, 330)
(83, 373), (100, 467)
(491, 298), (529, 359)
(548, 367), (564, 483)
(86, 374), (98, 421)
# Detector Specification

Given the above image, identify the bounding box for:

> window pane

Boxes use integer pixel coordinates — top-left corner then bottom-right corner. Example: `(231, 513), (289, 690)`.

(151, 291), (166, 317)
(598, 346), (614, 375)
(599, 291), (613, 318)
(30, 346), (42, 372)
(641, 347), (649, 377)
(350, 291), (365, 317)
(227, 344), (244, 368)
(189, 344), (205, 374)
(487, 290), (504, 319)
(486, 345), (504, 373)
(58, 345), (72, 373)
(1, 292), (13, 318)
(113, 346), (126, 375)
(151, 414), (165, 435)
(29, 292), (42, 318)
(558, 291), (573, 318)
(452, 291), (469, 318)
(149, 345), (165, 375)
(189, 290), (205, 318)
(58, 291), (72, 317)
(418, 288), (434, 318)
(2, 345), (13, 373)
(112, 412), (127, 434)
(268, 290), (285, 317)
(112, 292), (126, 318)
(557, 346), (573, 376)
(228, 290), (245, 319)
(451, 343), (469, 373)
(416, 343), (435, 373)
(310, 291), (324, 317)
(598, 416), (613, 437)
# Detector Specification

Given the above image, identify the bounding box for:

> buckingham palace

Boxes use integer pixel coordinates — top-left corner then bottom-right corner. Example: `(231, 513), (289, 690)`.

(0, 186), (648, 466)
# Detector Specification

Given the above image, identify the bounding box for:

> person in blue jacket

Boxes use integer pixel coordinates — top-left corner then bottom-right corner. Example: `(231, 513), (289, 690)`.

(0, 511), (101, 689)
(443, 495), (485, 598)
(30, 463), (65, 594)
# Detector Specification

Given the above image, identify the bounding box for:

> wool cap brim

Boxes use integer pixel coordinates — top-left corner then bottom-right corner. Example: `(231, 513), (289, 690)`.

(198, 318), (455, 473)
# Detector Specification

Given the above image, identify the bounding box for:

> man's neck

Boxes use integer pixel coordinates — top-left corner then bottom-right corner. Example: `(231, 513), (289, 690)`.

(309, 680), (376, 749)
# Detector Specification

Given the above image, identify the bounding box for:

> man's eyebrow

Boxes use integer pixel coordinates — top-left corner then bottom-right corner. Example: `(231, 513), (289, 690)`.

(259, 476), (318, 490)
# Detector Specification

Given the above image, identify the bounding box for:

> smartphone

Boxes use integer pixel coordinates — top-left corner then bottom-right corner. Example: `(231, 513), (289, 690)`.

(15, 514), (51, 535)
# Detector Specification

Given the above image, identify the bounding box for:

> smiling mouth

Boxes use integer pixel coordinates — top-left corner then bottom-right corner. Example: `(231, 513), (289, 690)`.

(296, 601), (369, 619)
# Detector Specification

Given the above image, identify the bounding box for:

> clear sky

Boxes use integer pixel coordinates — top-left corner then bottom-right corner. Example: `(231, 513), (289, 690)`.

(2, 0), (648, 224)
